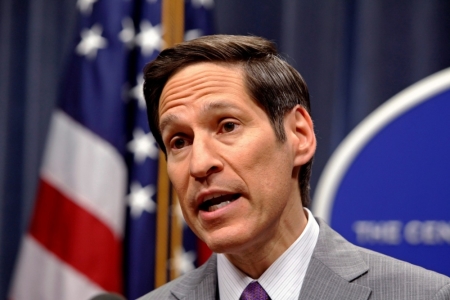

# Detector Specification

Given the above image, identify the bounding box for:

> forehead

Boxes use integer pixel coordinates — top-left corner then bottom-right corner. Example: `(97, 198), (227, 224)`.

(159, 62), (248, 117)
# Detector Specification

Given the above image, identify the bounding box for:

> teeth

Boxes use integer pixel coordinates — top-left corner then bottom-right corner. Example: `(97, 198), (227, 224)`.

(208, 201), (231, 212)
(199, 193), (240, 212)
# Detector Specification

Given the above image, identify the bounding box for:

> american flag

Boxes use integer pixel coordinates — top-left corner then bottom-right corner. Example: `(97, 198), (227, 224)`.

(9, 0), (213, 299)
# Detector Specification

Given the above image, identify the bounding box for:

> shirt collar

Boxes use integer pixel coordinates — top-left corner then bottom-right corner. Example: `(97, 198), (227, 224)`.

(217, 208), (320, 300)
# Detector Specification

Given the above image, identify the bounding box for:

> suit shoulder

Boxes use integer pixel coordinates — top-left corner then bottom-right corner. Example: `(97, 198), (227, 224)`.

(355, 246), (450, 298)
(357, 245), (449, 281)
(313, 219), (450, 299)
(137, 254), (217, 300)
(137, 275), (183, 300)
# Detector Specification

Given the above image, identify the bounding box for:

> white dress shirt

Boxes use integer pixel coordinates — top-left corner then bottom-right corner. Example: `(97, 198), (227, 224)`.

(217, 208), (319, 300)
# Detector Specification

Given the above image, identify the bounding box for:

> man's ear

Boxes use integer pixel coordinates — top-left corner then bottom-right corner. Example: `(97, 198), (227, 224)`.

(285, 105), (316, 167)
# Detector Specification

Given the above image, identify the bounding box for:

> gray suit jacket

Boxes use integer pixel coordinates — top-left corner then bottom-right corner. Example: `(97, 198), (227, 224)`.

(138, 219), (450, 299)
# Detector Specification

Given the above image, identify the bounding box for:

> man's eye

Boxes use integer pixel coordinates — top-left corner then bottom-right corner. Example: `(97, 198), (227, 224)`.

(223, 122), (236, 133)
(172, 138), (186, 149)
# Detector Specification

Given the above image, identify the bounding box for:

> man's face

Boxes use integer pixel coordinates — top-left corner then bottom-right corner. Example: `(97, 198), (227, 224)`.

(159, 62), (305, 255)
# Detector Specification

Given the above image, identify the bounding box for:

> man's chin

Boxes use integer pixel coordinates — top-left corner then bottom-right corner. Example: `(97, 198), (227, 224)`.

(194, 220), (256, 254)
(202, 233), (251, 255)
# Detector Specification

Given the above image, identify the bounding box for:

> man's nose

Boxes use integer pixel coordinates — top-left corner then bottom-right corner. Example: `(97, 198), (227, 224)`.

(189, 137), (223, 179)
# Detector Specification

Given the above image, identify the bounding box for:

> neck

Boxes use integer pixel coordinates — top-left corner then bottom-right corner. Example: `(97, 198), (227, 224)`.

(225, 201), (308, 279)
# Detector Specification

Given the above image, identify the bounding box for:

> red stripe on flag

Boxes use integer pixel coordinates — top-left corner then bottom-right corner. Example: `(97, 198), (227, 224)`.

(197, 239), (212, 266)
(29, 179), (122, 292)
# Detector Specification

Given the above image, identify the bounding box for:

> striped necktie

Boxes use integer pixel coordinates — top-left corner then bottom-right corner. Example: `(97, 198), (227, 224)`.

(240, 281), (270, 300)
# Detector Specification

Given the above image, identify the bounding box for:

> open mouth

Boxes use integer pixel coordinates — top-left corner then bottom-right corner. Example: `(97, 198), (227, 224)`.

(199, 194), (241, 212)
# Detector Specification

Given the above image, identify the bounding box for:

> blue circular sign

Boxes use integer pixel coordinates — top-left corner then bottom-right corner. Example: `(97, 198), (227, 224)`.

(313, 68), (450, 276)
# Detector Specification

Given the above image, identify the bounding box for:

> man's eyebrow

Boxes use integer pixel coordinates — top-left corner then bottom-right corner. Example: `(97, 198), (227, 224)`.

(159, 101), (241, 132)
(201, 101), (240, 113)
(159, 114), (178, 132)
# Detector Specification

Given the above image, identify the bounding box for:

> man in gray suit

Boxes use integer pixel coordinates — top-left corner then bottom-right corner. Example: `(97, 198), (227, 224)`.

(139, 35), (450, 299)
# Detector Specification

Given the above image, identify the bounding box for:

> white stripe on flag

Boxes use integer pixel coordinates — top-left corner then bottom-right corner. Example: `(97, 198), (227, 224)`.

(9, 235), (104, 300)
(41, 110), (127, 237)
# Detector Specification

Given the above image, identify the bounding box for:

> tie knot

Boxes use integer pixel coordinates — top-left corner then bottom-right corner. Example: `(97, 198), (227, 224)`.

(240, 281), (270, 300)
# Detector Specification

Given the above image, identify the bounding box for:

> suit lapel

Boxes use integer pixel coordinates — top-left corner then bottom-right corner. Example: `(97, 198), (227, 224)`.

(298, 219), (372, 300)
(298, 256), (371, 300)
(170, 254), (218, 300)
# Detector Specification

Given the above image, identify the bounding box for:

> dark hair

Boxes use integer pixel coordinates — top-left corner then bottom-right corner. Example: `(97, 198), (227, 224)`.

(143, 34), (314, 206)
